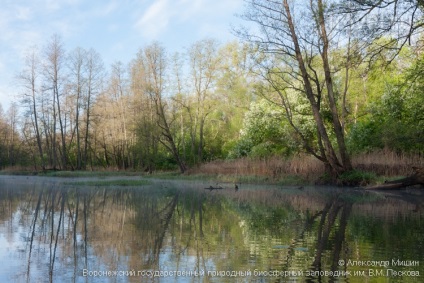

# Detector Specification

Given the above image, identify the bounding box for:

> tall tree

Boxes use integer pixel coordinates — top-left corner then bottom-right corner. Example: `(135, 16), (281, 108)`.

(131, 51), (160, 172)
(43, 35), (67, 169)
(17, 47), (45, 170)
(83, 49), (104, 169)
(110, 61), (130, 169)
(239, 0), (353, 176)
(187, 39), (219, 164)
(68, 47), (87, 170)
(137, 43), (187, 173)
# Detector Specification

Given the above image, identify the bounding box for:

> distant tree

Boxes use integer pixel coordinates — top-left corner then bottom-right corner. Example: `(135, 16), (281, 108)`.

(109, 61), (130, 169)
(17, 47), (45, 170)
(215, 41), (256, 157)
(139, 43), (187, 173)
(83, 49), (104, 169)
(43, 34), (67, 169)
(187, 39), (220, 164)
(68, 47), (87, 170)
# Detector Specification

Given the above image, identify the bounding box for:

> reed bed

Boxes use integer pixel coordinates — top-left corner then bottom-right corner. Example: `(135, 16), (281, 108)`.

(188, 150), (424, 182)
(352, 149), (424, 176)
(187, 154), (323, 181)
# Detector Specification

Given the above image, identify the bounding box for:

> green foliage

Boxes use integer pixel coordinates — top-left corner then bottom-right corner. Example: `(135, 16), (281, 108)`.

(338, 170), (377, 186)
(227, 137), (254, 159)
(347, 51), (424, 154)
(2, 34), (423, 176)
(347, 118), (385, 152)
(228, 99), (298, 158)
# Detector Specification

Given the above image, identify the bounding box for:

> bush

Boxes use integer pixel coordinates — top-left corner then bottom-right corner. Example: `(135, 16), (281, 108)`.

(338, 170), (377, 186)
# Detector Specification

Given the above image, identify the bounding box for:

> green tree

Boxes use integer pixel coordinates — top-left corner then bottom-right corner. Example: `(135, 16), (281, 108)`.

(239, 0), (354, 177)
(346, 45), (424, 153)
(229, 99), (300, 158)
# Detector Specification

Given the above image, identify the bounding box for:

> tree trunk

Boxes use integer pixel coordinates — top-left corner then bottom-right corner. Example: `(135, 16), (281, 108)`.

(317, 0), (352, 172)
(32, 75), (44, 171)
(56, 84), (67, 169)
(283, 0), (344, 175)
(365, 167), (424, 190)
(156, 99), (187, 173)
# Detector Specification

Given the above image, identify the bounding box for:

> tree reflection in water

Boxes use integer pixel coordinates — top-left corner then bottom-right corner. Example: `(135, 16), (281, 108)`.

(0, 178), (423, 282)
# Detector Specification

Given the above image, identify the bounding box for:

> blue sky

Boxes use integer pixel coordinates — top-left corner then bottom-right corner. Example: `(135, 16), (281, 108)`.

(0, 0), (246, 111)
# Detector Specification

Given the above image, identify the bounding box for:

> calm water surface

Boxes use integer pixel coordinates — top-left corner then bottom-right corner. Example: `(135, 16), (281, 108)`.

(0, 175), (423, 282)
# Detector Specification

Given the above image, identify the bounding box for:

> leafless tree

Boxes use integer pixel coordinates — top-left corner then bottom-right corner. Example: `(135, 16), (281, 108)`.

(338, 0), (424, 63)
(138, 43), (187, 173)
(17, 47), (45, 170)
(43, 35), (67, 169)
(84, 49), (104, 169)
(68, 47), (87, 169)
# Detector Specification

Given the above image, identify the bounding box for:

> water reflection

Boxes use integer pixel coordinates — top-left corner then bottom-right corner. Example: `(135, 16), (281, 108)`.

(0, 176), (423, 282)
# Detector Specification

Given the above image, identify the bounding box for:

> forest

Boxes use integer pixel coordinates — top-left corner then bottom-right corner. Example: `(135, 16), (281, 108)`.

(0, 0), (423, 182)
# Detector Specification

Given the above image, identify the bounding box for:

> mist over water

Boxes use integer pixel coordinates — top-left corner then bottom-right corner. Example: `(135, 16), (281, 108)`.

(0, 175), (423, 282)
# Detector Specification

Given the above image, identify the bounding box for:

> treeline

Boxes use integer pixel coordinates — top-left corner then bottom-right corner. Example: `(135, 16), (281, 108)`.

(0, 37), (255, 172)
(0, 19), (423, 172)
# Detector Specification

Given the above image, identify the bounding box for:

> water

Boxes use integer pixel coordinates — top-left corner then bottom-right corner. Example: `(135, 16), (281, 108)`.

(0, 175), (423, 282)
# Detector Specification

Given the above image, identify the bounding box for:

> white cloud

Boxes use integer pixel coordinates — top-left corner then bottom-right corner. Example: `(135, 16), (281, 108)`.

(0, 0), (246, 110)
(135, 0), (171, 39)
(134, 0), (243, 40)
(134, 0), (210, 39)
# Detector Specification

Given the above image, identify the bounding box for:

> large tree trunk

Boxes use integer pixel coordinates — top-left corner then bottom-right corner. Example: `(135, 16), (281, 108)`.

(365, 167), (424, 190)
(283, 0), (346, 176)
(317, 0), (352, 172)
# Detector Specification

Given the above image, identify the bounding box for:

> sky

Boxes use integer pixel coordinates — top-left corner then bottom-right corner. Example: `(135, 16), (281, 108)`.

(0, 0), (247, 112)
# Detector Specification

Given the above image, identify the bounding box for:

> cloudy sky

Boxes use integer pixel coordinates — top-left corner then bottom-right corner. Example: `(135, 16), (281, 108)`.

(0, 0), (246, 111)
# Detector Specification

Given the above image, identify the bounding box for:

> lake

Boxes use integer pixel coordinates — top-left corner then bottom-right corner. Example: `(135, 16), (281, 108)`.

(0, 175), (423, 282)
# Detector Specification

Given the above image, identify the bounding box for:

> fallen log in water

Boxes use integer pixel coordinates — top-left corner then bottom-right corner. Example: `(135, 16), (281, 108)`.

(204, 186), (224, 191)
(365, 166), (424, 190)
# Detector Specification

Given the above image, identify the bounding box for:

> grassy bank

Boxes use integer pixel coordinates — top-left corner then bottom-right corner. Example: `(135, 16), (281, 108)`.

(1, 150), (422, 186)
(65, 179), (151, 186)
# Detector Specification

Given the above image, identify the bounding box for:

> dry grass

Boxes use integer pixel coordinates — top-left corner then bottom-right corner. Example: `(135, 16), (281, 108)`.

(188, 150), (424, 182)
(352, 149), (424, 176)
(187, 154), (324, 183)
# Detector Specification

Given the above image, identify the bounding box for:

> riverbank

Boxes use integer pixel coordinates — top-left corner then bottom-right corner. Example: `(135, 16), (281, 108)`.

(1, 150), (422, 186)
(187, 150), (424, 186)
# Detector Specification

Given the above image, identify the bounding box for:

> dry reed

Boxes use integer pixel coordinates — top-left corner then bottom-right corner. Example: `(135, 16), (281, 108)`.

(352, 149), (424, 176)
(188, 150), (424, 181)
(187, 154), (324, 182)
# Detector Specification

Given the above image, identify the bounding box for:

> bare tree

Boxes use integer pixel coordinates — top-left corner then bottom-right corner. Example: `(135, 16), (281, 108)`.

(43, 35), (67, 169)
(17, 47), (45, 170)
(109, 62), (130, 169)
(83, 49), (104, 169)
(338, 0), (424, 63)
(138, 43), (187, 173)
(68, 47), (87, 170)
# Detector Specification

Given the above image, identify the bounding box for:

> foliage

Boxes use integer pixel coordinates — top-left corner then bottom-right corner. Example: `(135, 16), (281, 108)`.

(228, 99), (299, 158)
(1, 7), (423, 179)
(347, 52), (424, 154)
(338, 170), (377, 186)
